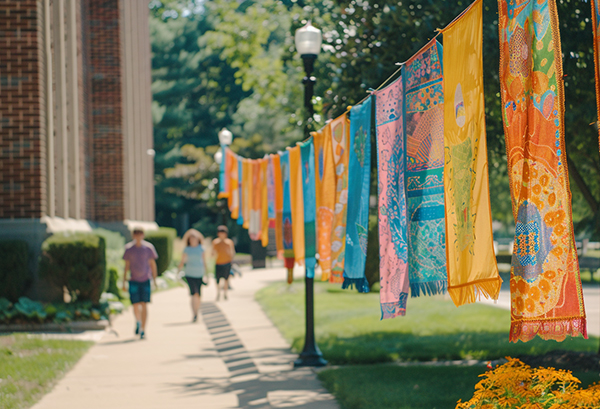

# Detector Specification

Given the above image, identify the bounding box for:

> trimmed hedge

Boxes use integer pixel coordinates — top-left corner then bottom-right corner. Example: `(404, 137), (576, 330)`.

(0, 240), (30, 302)
(39, 233), (106, 304)
(144, 227), (176, 276)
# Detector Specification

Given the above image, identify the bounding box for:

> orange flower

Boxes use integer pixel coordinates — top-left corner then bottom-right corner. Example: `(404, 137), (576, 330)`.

(516, 278), (529, 294)
(544, 209), (566, 227)
(528, 286), (541, 301)
(540, 174), (550, 188)
(551, 246), (563, 258)
(544, 270), (557, 280)
(539, 279), (551, 294)
(515, 296), (525, 311)
(525, 297), (536, 312)
(553, 224), (565, 237)
(510, 280), (518, 293)
(532, 184), (542, 195)
(548, 192), (556, 206)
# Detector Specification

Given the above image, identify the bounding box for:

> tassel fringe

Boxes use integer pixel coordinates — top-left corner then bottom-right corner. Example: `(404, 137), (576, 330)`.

(341, 277), (370, 293)
(447, 277), (502, 307)
(410, 279), (447, 298)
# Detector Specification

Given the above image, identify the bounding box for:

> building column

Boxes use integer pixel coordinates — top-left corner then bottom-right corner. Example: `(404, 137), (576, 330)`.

(44, 0), (55, 217)
(66, 0), (81, 219)
(53, 0), (69, 218)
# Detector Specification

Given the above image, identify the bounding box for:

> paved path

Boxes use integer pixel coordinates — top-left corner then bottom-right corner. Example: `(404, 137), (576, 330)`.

(479, 277), (600, 337)
(32, 267), (338, 409)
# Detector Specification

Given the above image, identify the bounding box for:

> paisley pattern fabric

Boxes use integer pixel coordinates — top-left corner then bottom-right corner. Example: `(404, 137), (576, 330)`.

(249, 160), (262, 241)
(498, 0), (587, 342)
(271, 154), (284, 259)
(404, 39), (448, 297)
(280, 151), (295, 270)
(261, 159), (269, 247)
(313, 126), (336, 281)
(289, 146), (305, 266)
(330, 113), (351, 283)
(343, 97), (372, 293)
(442, 0), (501, 306)
(592, 0), (600, 153)
(226, 149), (239, 220)
(376, 77), (409, 319)
(300, 140), (317, 278)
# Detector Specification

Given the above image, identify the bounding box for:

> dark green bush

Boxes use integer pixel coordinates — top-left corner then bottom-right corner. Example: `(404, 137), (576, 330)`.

(144, 227), (176, 276)
(0, 240), (31, 302)
(106, 267), (122, 299)
(365, 214), (380, 289)
(39, 233), (106, 304)
(0, 296), (111, 324)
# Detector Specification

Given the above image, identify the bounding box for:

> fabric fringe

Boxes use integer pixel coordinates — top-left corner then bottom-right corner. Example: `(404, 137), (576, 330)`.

(410, 279), (447, 298)
(447, 277), (502, 307)
(510, 317), (588, 343)
(341, 277), (370, 293)
(380, 298), (408, 320)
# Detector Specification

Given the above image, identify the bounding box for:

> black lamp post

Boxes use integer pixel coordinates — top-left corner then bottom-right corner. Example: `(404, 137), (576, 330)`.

(293, 22), (327, 368)
(215, 128), (233, 225)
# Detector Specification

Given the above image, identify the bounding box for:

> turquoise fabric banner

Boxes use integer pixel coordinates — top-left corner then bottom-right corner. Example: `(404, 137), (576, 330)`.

(300, 139), (317, 278)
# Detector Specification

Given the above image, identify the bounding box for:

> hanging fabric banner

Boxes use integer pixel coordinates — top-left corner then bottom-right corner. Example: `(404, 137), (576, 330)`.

(442, 0), (501, 306)
(404, 39), (447, 297)
(343, 97), (372, 293)
(267, 156), (276, 226)
(249, 160), (262, 241)
(261, 158), (269, 247)
(237, 156), (244, 226)
(272, 154), (284, 259)
(289, 145), (305, 265)
(242, 159), (251, 229)
(300, 139), (317, 278)
(498, 0), (587, 342)
(218, 146), (228, 199)
(280, 151), (295, 275)
(592, 0), (600, 152)
(226, 149), (239, 220)
(376, 76), (409, 319)
(313, 126), (336, 281)
(330, 113), (351, 283)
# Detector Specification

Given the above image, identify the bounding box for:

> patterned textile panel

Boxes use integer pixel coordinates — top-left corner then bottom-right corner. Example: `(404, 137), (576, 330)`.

(301, 139), (317, 278)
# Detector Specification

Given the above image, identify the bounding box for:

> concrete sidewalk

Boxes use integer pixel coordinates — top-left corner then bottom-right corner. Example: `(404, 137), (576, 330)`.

(32, 267), (338, 409)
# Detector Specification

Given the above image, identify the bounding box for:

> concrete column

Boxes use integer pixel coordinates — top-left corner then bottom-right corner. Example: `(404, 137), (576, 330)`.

(53, 0), (69, 218)
(66, 0), (81, 219)
(44, 0), (55, 217)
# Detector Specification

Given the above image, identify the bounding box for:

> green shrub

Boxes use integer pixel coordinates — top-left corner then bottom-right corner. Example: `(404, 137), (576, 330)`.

(106, 267), (122, 299)
(145, 227), (176, 276)
(39, 233), (106, 304)
(0, 240), (31, 302)
(93, 228), (125, 291)
(0, 296), (112, 324)
(364, 214), (380, 289)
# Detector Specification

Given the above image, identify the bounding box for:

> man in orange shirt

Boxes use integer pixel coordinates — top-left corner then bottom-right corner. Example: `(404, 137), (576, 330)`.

(212, 225), (235, 301)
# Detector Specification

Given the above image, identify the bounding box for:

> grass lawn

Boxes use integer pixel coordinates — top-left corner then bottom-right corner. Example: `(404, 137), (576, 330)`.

(255, 280), (597, 365)
(317, 364), (600, 409)
(0, 334), (92, 409)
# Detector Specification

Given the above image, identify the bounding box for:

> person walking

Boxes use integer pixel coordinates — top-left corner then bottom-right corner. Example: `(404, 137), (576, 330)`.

(212, 225), (235, 301)
(122, 228), (158, 340)
(178, 229), (207, 322)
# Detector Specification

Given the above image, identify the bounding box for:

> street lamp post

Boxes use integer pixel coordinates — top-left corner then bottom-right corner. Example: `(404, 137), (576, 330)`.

(293, 22), (327, 368)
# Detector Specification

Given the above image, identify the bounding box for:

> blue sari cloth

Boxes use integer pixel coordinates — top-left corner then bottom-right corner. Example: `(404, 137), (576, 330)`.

(300, 139), (317, 278)
(343, 97), (372, 293)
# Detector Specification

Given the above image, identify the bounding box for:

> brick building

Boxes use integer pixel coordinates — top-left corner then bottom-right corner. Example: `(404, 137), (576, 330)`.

(0, 0), (155, 295)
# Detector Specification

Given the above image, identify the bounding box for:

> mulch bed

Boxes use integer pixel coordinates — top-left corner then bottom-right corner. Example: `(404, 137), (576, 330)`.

(518, 350), (600, 373)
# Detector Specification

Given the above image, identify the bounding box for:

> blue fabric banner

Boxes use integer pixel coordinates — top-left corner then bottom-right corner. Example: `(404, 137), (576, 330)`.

(343, 97), (372, 293)
(300, 139), (317, 278)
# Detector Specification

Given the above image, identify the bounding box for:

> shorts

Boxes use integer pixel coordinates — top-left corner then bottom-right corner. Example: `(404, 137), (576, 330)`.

(185, 276), (204, 296)
(215, 263), (231, 283)
(129, 280), (151, 304)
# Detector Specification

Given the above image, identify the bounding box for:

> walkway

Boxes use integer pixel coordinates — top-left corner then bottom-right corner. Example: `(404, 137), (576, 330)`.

(32, 267), (338, 409)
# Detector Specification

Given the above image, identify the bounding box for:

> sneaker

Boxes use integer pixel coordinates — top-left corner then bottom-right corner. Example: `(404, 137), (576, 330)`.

(135, 321), (140, 335)
(140, 331), (145, 340)
(192, 315), (197, 323)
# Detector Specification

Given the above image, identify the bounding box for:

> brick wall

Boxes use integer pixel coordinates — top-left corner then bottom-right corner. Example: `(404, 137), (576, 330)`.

(0, 0), (46, 218)
(86, 0), (124, 222)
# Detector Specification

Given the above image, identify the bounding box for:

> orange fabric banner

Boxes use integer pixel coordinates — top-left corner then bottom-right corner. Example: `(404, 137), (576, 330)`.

(289, 145), (305, 265)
